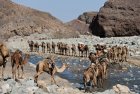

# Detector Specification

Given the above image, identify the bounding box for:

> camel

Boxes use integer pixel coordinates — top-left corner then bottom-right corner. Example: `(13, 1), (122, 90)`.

(28, 40), (34, 52)
(107, 46), (113, 62)
(89, 51), (108, 82)
(41, 42), (46, 53)
(117, 46), (122, 62)
(95, 63), (104, 88)
(57, 42), (61, 54)
(0, 43), (9, 79)
(83, 64), (97, 92)
(64, 44), (70, 56)
(57, 42), (70, 55)
(11, 50), (30, 80)
(46, 42), (51, 53)
(112, 45), (118, 62)
(84, 45), (89, 57)
(34, 58), (68, 85)
(52, 42), (56, 53)
(88, 52), (98, 64)
(71, 44), (76, 56)
(34, 42), (40, 52)
(121, 46), (128, 62)
(78, 43), (89, 57)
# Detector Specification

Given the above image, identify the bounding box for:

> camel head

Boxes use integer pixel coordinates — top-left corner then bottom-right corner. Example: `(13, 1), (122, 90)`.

(62, 63), (69, 68)
(25, 52), (30, 59)
(55, 63), (69, 73)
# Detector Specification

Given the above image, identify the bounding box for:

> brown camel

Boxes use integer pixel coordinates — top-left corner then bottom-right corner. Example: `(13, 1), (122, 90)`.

(112, 45), (118, 62)
(88, 52), (98, 64)
(41, 42), (46, 53)
(34, 58), (68, 85)
(89, 51), (108, 84)
(28, 40), (34, 52)
(46, 42), (51, 53)
(64, 44), (70, 56)
(107, 46), (113, 62)
(78, 43), (89, 57)
(78, 43), (84, 57)
(57, 42), (62, 54)
(95, 63), (104, 88)
(11, 50), (30, 80)
(83, 64), (97, 92)
(71, 44), (76, 56)
(0, 43), (9, 79)
(117, 46), (122, 62)
(34, 42), (40, 52)
(52, 41), (56, 53)
(121, 46), (128, 62)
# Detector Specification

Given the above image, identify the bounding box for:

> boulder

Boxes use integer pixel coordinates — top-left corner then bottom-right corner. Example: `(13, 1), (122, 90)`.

(0, 84), (11, 94)
(66, 12), (97, 35)
(113, 84), (135, 94)
(89, 0), (140, 37)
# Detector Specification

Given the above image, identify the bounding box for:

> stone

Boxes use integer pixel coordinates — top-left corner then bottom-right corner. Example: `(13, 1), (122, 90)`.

(1, 84), (11, 94)
(66, 12), (97, 35)
(113, 84), (131, 94)
(89, 0), (140, 37)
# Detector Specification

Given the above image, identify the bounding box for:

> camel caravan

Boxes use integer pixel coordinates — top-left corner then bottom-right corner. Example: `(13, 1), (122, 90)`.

(83, 43), (129, 92)
(28, 41), (89, 57)
(0, 41), (129, 92)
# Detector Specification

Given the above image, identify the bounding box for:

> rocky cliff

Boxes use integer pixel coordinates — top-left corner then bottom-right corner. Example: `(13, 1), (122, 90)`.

(0, 0), (79, 40)
(89, 0), (140, 37)
(66, 12), (97, 35)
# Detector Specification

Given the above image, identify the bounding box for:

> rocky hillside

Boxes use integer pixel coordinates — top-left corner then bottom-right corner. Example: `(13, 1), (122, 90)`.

(66, 12), (97, 35)
(89, 0), (140, 37)
(0, 0), (79, 40)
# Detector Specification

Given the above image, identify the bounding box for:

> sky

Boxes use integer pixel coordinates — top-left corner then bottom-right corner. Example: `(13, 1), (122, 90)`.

(12, 0), (107, 22)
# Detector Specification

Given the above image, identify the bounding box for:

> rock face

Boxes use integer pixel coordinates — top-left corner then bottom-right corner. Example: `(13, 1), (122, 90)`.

(66, 12), (97, 35)
(78, 12), (97, 24)
(0, 0), (79, 40)
(89, 0), (140, 37)
(66, 19), (90, 35)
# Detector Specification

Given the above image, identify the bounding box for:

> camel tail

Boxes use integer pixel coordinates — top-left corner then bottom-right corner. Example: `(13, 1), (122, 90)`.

(36, 63), (39, 72)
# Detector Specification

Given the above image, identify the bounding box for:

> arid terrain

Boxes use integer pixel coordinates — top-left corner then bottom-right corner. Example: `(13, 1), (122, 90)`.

(0, 0), (140, 94)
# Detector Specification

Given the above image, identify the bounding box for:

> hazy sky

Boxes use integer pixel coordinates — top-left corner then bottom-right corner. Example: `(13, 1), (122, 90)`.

(12, 0), (107, 22)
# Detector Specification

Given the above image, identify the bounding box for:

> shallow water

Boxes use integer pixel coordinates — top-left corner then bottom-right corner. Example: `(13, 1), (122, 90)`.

(29, 55), (140, 93)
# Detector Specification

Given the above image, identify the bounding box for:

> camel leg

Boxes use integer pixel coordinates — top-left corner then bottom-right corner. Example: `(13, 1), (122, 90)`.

(2, 59), (7, 79)
(17, 66), (20, 78)
(2, 66), (5, 79)
(21, 65), (24, 78)
(51, 75), (56, 85)
(50, 70), (57, 85)
(83, 77), (87, 92)
(11, 62), (15, 79)
(92, 76), (97, 89)
(12, 66), (17, 80)
(34, 71), (43, 83)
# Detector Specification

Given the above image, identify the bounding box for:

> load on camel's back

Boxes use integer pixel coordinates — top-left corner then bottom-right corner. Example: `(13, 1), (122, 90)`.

(0, 42), (9, 79)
